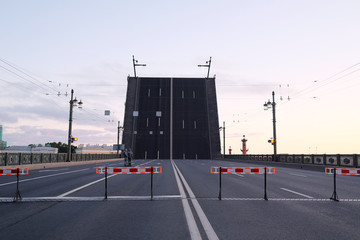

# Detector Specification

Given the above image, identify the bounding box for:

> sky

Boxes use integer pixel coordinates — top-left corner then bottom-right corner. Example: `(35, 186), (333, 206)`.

(1, 0), (360, 154)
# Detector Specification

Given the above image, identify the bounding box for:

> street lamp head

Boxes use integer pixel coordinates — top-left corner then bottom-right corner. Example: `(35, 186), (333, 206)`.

(267, 100), (272, 108)
(263, 102), (268, 110)
(73, 98), (78, 106)
(78, 100), (83, 108)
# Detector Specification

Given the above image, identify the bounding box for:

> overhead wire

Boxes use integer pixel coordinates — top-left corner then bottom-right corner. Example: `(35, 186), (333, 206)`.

(0, 58), (121, 124)
(291, 62), (360, 99)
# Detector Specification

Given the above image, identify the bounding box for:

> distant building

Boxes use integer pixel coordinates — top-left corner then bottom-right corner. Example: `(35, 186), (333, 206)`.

(31, 147), (58, 153)
(0, 140), (6, 150)
(75, 144), (116, 154)
(2, 146), (58, 153)
(0, 125), (7, 150)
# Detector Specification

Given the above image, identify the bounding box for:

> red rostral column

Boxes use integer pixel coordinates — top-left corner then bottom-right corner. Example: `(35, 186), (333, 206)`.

(241, 135), (248, 155)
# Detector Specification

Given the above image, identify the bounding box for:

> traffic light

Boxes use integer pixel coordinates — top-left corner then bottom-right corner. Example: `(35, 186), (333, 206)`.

(268, 139), (275, 145)
(71, 137), (78, 143)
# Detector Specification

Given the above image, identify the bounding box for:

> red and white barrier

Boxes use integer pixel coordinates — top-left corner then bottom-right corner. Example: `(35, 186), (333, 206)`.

(0, 168), (28, 202)
(0, 168), (28, 176)
(325, 168), (360, 175)
(96, 166), (162, 175)
(211, 167), (275, 175)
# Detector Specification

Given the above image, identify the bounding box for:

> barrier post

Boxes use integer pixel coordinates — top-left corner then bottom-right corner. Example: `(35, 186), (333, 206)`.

(105, 167), (108, 200)
(218, 167), (222, 200)
(14, 168), (22, 202)
(330, 168), (339, 201)
(151, 167), (154, 200)
(264, 167), (268, 201)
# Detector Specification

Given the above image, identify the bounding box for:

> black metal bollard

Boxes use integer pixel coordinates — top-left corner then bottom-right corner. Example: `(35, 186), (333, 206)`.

(330, 168), (339, 201)
(13, 168), (22, 202)
(151, 167), (154, 200)
(105, 167), (108, 200)
(218, 167), (222, 200)
(264, 167), (268, 201)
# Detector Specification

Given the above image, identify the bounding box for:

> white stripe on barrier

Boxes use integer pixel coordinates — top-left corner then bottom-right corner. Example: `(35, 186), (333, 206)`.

(96, 166), (162, 174)
(211, 167), (275, 175)
(325, 168), (360, 175)
(0, 168), (28, 176)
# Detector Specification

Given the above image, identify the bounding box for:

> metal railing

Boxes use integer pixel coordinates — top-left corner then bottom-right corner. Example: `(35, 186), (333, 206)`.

(224, 154), (359, 168)
(0, 153), (118, 166)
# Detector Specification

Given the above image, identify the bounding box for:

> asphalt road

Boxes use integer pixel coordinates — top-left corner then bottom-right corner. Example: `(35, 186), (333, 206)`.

(1, 159), (360, 240)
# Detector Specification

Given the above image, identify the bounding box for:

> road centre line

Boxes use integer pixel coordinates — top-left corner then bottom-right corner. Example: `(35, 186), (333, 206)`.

(280, 188), (313, 199)
(171, 160), (201, 240)
(173, 161), (219, 240)
(0, 168), (89, 187)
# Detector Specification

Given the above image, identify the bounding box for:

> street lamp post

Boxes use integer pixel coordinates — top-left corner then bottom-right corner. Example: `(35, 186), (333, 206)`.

(117, 121), (123, 158)
(131, 56), (146, 153)
(67, 89), (83, 162)
(132, 55), (146, 78)
(219, 121), (225, 158)
(263, 91), (277, 161)
(198, 57), (212, 78)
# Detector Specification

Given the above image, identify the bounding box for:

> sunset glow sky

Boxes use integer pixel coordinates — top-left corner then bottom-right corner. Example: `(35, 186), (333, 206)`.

(1, 0), (360, 154)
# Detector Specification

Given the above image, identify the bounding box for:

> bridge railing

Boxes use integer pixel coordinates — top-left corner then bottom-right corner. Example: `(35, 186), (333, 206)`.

(0, 153), (118, 166)
(224, 154), (359, 168)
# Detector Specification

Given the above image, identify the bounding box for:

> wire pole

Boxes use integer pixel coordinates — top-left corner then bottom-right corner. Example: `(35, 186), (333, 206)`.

(117, 121), (121, 158)
(198, 57), (212, 78)
(223, 121), (225, 158)
(272, 91), (277, 161)
(67, 89), (74, 162)
(132, 55), (146, 78)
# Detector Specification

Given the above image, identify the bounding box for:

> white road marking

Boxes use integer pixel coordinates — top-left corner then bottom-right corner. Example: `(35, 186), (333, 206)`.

(2, 197), (360, 202)
(57, 174), (117, 197)
(234, 174), (244, 178)
(0, 195), (182, 202)
(38, 169), (69, 172)
(57, 161), (157, 197)
(0, 168), (89, 187)
(171, 160), (202, 240)
(289, 173), (307, 178)
(173, 161), (219, 240)
(280, 188), (313, 199)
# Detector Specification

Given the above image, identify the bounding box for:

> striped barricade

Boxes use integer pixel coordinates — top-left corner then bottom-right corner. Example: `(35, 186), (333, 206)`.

(0, 168), (28, 175)
(211, 167), (275, 175)
(325, 168), (360, 175)
(0, 168), (28, 202)
(211, 167), (275, 200)
(325, 167), (360, 201)
(96, 166), (162, 200)
(96, 166), (162, 175)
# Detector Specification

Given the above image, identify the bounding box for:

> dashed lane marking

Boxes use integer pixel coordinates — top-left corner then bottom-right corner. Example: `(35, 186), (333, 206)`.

(280, 188), (313, 199)
(59, 161), (158, 197)
(288, 173), (307, 178)
(0, 168), (89, 187)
